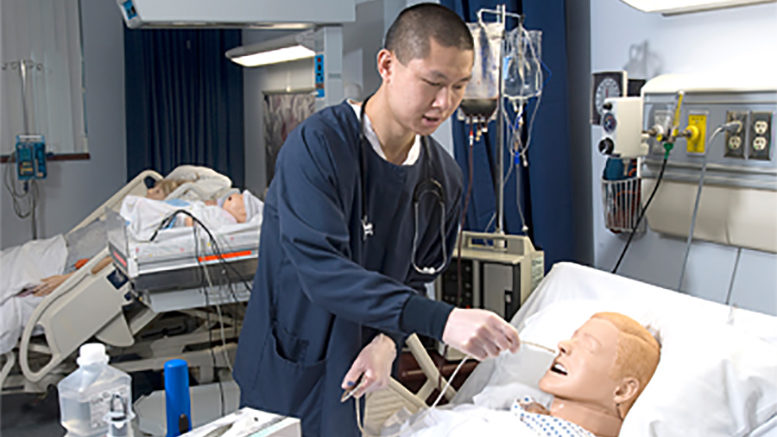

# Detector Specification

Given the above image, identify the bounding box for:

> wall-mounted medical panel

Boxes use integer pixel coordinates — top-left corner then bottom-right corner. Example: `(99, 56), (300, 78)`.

(640, 75), (777, 253)
(117, 0), (356, 29)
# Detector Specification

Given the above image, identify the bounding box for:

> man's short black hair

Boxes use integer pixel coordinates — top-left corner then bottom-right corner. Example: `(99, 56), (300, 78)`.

(384, 3), (473, 65)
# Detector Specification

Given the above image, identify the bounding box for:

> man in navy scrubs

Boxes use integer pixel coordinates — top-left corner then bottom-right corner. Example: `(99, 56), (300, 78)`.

(234, 4), (521, 436)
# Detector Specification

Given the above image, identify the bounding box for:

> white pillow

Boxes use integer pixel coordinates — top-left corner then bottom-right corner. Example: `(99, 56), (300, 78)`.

(511, 300), (777, 437)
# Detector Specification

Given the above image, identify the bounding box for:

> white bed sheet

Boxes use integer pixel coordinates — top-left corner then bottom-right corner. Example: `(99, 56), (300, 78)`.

(442, 262), (777, 437)
(0, 236), (67, 354)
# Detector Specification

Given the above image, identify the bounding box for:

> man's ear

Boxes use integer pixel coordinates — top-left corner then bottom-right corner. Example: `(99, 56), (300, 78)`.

(376, 49), (393, 81)
(613, 376), (640, 405)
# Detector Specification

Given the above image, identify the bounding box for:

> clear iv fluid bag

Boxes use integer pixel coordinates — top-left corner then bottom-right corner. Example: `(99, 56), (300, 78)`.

(504, 28), (542, 101)
(459, 22), (502, 120)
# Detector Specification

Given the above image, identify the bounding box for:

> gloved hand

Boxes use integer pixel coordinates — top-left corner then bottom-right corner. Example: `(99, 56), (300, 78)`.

(340, 333), (397, 400)
(442, 308), (520, 361)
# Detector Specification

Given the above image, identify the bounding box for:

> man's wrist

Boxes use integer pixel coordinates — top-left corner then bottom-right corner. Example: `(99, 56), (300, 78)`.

(374, 333), (397, 357)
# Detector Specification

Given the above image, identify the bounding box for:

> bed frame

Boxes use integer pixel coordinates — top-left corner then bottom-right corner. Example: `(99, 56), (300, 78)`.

(0, 169), (250, 402)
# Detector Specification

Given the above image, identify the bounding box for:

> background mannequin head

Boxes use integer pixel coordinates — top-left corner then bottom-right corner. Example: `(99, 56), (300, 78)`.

(146, 178), (185, 200)
(538, 312), (660, 435)
(221, 193), (246, 223)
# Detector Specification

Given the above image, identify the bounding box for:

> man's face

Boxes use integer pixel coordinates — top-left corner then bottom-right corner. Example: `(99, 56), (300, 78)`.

(538, 318), (621, 407)
(384, 39), (473, 136)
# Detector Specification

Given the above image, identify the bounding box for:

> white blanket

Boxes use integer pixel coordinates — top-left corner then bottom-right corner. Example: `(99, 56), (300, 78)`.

(0, 235), (66, 354)
(386, 403), (592, 437)
(120, 192), (263, 241)
(1, 235), (67, 304)
(0, 295), (43, 354)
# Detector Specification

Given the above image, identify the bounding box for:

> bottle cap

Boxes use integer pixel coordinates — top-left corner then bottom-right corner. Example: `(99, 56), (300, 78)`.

(77, 343), (109, 366)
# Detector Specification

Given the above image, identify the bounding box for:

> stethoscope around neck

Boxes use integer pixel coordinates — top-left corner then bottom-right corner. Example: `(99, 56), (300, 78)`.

(358, 95), (448, 276)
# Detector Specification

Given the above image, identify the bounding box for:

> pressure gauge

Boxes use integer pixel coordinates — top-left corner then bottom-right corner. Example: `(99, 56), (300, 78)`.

(591, 71), (626, 125)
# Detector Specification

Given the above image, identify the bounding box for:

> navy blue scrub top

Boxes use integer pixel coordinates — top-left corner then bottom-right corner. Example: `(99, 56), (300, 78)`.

(234, 101), (463, 437)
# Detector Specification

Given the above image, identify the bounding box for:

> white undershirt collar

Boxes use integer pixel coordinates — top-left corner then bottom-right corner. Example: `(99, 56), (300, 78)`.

(348, 100), (420, 166)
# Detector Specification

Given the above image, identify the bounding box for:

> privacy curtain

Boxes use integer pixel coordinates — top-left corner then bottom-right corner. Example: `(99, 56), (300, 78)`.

(124, 29), (245, 188)
(441, 0), (575, 270)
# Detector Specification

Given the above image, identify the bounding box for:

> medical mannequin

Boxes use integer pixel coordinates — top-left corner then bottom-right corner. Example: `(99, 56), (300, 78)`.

(396, 312), (660, 437)
(182, 193), (247, 226)
(32, 179), (187, 297)
(145, 178), (186, 200)
(530, 312), (661, 437)
(33, 193), (256, 296)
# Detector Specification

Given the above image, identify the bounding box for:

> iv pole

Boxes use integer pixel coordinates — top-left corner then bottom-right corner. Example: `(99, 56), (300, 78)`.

(3, 59), (41, 239)
(476, 5), (522, 235)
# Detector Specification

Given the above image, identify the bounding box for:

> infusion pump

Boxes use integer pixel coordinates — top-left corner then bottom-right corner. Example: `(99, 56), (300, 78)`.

(435, 232), (544, 321)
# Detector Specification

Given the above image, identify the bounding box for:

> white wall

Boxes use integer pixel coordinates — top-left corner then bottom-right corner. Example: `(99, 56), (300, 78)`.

(590, 1), (777, 315)
(0, 0), (127, 249)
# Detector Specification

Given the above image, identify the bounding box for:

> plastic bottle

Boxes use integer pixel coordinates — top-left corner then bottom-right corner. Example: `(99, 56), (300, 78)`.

(58, 343), (133, 437)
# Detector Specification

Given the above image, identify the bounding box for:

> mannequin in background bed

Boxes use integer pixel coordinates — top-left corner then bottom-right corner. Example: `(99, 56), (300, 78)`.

(181, 192), (248, 226)
(119, 190), (264, 241)
(522, 312), (661, 437)
(31, 178), (190, 297)
(145, 178), (187, 200)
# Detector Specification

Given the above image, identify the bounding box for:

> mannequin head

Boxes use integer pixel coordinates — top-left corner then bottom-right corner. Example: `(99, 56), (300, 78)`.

(538, 312), (660, 436)
(222, 193), (247, 223)
(146, 179), (186, 200)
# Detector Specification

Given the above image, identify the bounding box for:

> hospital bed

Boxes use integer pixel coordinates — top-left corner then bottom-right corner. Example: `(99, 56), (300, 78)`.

(0, 167), (256, 406)
(365, 262), (777, 436)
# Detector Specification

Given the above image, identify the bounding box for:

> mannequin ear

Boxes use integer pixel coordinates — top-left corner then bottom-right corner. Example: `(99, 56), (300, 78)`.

(613, 376), (640, 405)
(376, 49), (393, 81)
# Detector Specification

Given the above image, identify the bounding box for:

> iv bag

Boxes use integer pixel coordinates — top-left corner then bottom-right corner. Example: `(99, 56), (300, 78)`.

(504, 27), (542, 101)
(458, 22), (502, 120)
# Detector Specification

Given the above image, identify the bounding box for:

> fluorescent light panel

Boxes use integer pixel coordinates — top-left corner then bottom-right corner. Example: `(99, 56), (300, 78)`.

(620, 0), (775, 14)
(230, 45), (315, 67)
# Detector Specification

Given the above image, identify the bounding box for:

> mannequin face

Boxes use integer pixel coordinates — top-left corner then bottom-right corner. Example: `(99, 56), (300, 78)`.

(222, 193), (246, 223)
(538, 318), (621, 408)
(146, 185), (165, 200)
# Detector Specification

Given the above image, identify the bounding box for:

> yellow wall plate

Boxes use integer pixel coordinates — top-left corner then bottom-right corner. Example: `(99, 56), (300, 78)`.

(687, 113), (707, 154)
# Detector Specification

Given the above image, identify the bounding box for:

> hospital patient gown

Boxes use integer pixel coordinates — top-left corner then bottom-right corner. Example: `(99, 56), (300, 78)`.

(391, 398), (594, 437)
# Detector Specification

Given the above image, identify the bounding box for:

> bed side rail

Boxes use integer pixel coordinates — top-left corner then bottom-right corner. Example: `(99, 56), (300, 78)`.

(69, 169), (163, 235)
(18, 247), (132, 383)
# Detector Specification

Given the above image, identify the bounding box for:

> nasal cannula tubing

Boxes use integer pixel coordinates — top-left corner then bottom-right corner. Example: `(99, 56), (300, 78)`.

(353, 340), (557, 437)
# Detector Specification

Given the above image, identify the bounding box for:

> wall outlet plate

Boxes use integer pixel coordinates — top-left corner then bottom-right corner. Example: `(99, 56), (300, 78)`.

(749, 111), (773, 161)
(725, 111), (748, 159)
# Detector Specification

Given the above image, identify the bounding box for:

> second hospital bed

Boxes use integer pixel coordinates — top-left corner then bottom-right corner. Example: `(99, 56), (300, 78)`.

(1, 167), (258, 403)
(363, 262), (777, 437)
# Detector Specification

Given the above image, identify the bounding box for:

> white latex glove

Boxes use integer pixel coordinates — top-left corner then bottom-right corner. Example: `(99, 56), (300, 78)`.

(340, 333), (397, 399)
(442, 308), (520, 361)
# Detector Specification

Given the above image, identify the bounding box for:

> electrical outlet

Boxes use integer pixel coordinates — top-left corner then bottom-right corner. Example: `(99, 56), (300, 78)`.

(724, 111), (748, 159)
(749, 111), (772, 161)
